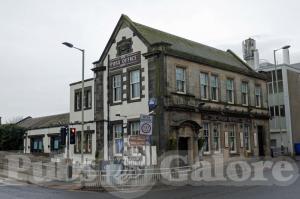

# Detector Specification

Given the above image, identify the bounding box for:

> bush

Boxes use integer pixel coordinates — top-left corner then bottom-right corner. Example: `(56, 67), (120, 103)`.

(0, 124), (25, 151)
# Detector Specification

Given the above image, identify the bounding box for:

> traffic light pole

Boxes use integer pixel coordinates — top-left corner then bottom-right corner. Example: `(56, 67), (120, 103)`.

(67, 127), (70, 159)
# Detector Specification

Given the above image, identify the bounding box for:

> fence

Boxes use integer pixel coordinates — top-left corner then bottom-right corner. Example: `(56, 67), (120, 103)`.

(83, 165), (192, 191)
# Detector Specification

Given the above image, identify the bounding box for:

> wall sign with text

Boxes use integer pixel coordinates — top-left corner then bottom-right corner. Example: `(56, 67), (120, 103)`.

(109, 51), (141, 70)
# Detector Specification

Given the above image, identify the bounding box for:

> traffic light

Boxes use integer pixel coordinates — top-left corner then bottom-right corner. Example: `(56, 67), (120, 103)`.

(70, 128), (76, 145)
(60, 127), (67, 146)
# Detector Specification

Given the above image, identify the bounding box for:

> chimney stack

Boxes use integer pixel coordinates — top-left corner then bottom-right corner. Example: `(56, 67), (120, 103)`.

(282, 48), (290, 65)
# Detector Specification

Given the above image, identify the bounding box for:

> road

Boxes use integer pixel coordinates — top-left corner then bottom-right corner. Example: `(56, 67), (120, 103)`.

(0, 176), (300, 199)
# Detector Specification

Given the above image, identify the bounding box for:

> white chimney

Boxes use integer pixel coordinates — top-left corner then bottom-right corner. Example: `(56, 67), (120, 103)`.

(282, 48), (290, 65)
(242, 38), (259, 70)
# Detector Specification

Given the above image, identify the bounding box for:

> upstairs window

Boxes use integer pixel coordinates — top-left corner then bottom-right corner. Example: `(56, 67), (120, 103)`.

(74, 91), (81, 111)
(74, 87), (92, 111)
(130, 70), (140, 99)
(226, 79), (234, 104)
(210, 75), (219, 101)
(84, 88), (92, 109)
(113, 74), (122, 102)
(241, 82), (249, 106)
(200, 72), (209, 99)
(176, 67), (186, 93)
(255, 86), (262, 107)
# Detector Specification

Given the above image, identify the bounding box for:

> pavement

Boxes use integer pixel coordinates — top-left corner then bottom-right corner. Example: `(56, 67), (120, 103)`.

(0, 159), (299, 199)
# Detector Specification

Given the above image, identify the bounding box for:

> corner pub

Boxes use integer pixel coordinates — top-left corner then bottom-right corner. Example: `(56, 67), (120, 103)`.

(92, 14), (270, 165)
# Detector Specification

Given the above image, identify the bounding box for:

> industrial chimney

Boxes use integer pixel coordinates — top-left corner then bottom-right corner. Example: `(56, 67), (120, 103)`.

(282, 48), (290, 65)
(242, 38), (260, 70)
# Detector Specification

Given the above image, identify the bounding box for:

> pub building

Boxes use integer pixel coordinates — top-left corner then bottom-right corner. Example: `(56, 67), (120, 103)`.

(92, 14), (270, 165)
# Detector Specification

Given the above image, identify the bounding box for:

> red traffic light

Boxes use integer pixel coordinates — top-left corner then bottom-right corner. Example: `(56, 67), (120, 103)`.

(70, 128), (76, 134)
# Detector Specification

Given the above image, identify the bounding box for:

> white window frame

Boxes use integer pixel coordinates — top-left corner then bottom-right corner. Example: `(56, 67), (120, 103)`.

(210, 75), (219, 101)
(176, 67), (186, 93)
(129, 121), (140, 135)
(226, 79), (234, 104)
(113, 124), (123, 156)
(228, 124), (237, 153)
(130, 70), (140, 100)
(255, 85), (262, 107)
(113, 74), (122, 103)
(203, 122), (210, 154)
(200, 72), (209, 100)
(241, 81), (248, 106)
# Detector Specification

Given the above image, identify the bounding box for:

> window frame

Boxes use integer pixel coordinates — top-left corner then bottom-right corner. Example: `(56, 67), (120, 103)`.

(200, 72), (209, 100)
(112, 74), (122, 103)
(226, 78), (235, 104)
(244, 124), (251, 152)
(203, 122), (210, 154)
(113, 123), (123, 156)
(128, 121), (140, 136)
(228, 124), (237, 153)
(255, 85), (262, 108)
(210, 74), (219, 101)
(129, 69), (141, 100)
(241, 81), (249, 106)
(212, 123), (221, 153)
(176, 66), (186, 94)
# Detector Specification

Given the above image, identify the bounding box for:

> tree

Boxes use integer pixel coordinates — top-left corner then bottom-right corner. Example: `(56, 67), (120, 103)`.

(0, 124), (25, 151)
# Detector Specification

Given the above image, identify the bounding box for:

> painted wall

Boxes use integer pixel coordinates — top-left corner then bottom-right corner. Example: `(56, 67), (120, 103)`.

(69, 79), (95, 123)
(101, 25), (149, 160)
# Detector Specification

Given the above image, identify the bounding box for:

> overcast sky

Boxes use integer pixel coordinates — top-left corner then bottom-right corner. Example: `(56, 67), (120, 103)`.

(1, 0), (300, 123)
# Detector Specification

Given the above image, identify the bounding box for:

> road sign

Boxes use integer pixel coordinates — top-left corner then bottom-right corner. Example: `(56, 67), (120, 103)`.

(129, 135), (146, 146)
(140, 114), (153, 135)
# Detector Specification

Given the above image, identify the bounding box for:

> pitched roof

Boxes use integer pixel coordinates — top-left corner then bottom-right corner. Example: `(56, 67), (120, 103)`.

(17, 113), (69, 130)
(132, 21), (250, 71)
(94, 14), (265, 79)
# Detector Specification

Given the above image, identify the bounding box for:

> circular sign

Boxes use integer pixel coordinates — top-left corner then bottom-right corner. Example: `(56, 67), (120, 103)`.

(141, 123), (151, 134)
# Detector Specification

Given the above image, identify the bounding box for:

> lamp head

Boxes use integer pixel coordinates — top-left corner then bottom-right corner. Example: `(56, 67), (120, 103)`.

(282, 45), (291, 50)
(62, 42), (74, 48)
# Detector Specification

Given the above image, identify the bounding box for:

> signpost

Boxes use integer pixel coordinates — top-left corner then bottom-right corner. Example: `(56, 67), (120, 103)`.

(140, 114), (153, 136)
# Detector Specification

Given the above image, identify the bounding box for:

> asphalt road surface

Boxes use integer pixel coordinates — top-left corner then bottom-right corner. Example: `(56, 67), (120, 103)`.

(1, 161), (300, 199)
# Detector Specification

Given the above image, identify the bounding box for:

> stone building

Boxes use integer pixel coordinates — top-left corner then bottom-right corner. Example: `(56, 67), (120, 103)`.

(92, 14), (270, 165)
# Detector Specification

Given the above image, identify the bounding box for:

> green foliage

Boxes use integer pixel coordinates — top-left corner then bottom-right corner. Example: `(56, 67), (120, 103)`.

(0, 124), (25, 151)
(168, 137), (177, 150)
(198, 137), (205, 151)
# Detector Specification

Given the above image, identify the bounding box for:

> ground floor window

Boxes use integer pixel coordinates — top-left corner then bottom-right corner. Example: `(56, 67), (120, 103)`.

(212, 123), (221, 152)
(203, 123), (210, 153)
(75, 131), (93, 153)
(113, 124), (123, 155)
(244, 124), (251, 152)
(228, 124), (236, 153)
(30, 137), (43, 153)
(50, 136), (60, 152)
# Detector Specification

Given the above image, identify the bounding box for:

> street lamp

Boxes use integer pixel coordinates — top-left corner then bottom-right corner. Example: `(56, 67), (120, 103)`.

(62, 42), (85, 164)
(273, 45), (290, 154)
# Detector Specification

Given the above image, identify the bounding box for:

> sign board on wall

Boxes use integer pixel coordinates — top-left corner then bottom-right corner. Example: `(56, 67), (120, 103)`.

(129, 135), (146, 147)
(109, 51), (141, 70)
(140, 114), (153, 135)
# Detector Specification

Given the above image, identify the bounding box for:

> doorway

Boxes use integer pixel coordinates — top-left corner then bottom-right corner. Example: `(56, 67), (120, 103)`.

(257, 125), (265, 156)
(178, 137), (189, 166)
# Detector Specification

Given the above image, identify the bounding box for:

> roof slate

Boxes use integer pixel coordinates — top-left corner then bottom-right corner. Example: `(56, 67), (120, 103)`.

(132, 21), (249, 71)
(17, 113), (69, 130)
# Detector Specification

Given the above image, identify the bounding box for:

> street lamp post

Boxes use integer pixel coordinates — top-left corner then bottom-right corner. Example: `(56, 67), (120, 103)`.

(62, 42), (85, 164)
(273, 45), (290, 154)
